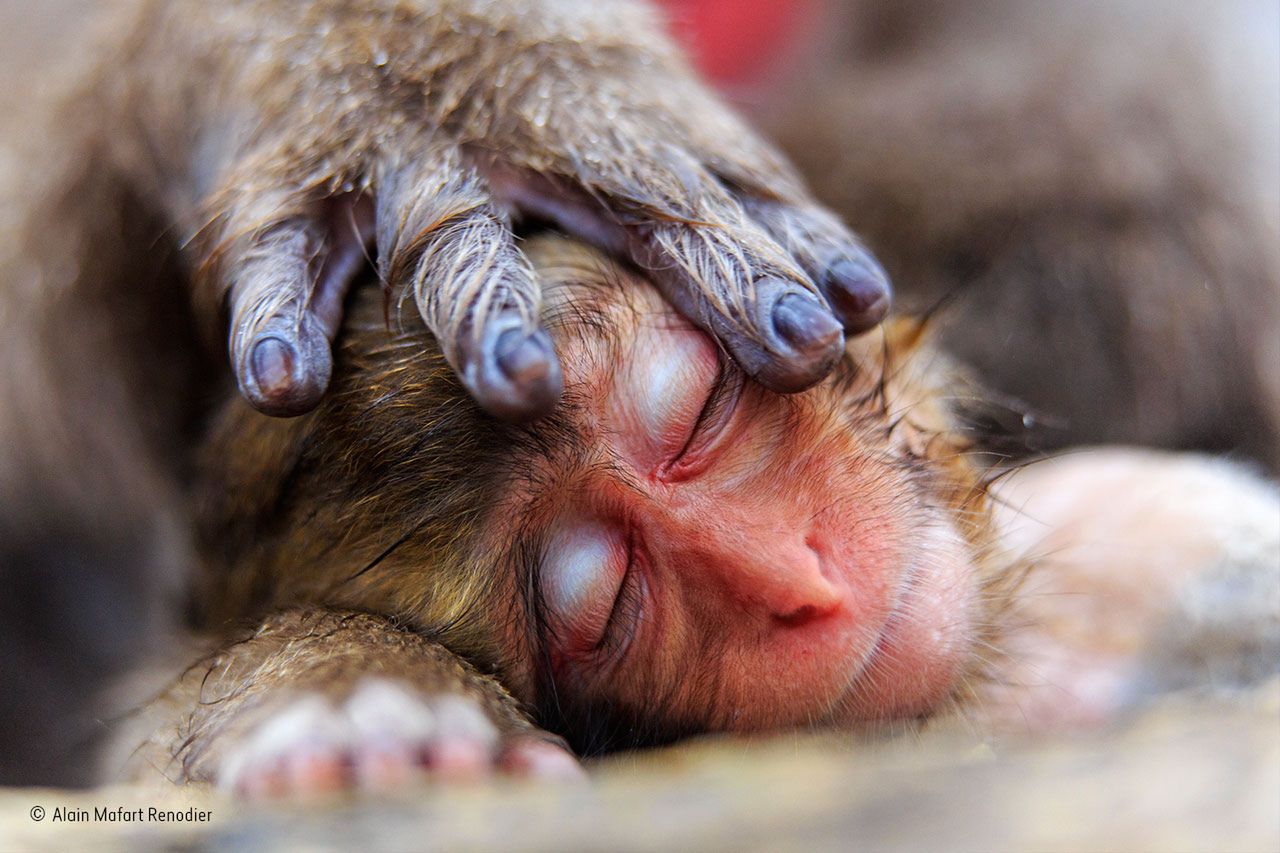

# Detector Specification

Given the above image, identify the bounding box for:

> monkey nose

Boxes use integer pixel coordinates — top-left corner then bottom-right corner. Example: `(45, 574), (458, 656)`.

(729, 541), (846, 626)
(774, 603), (827, 628)
(768, 573), (845, 628)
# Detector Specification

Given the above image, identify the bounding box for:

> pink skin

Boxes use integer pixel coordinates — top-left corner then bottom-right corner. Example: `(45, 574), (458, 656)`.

(220, 681), (585, 798)
(495, 281), (979, 731)
(232, 735), (583, 799)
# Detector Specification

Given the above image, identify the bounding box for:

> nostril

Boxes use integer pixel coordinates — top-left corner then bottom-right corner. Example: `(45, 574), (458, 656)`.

(774, 604), (821, 628)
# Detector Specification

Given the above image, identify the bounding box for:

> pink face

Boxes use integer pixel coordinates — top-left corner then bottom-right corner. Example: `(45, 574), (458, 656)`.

(489, 276), (979, 741)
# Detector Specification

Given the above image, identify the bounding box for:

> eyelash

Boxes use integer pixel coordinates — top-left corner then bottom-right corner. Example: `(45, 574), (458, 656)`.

(592, 532), (645, 662)
(667, 355), (742, 472)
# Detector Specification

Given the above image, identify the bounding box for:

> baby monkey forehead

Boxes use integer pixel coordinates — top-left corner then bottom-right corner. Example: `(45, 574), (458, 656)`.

(476, 257), (651, 516)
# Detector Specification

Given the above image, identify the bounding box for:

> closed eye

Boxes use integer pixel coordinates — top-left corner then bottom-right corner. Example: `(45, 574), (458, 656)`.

(541, 522), (645, 675)
(541, 522), (628, 658)
(661, 354), (744, 480)
(592, 530), (645, 663)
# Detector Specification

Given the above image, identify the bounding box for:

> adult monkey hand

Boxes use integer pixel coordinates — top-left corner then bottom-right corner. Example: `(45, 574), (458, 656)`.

(128, 0), (890, 419)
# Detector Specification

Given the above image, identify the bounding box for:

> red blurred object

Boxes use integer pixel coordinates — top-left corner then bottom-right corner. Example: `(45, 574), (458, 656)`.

(655, 0), (822, 86)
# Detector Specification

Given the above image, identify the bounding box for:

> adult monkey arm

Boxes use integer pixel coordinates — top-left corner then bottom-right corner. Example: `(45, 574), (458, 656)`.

(107, 0), (890, 419)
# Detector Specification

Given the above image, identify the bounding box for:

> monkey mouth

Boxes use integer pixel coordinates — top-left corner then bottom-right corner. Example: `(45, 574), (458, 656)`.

(819, 569), (919, 717)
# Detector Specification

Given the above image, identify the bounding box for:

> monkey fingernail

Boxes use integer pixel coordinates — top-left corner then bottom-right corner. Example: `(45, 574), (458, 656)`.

(284, 744), (348, 796)
(425, 739), (492, 781)
(496, 328), (551, 385)
(773, 290), (844, 353)
(354, 742), (421, 791)
(250, 337), (295, 395)
(824, 255), (892, 335)
(237, 759), (290, 800)
(502, 740), (587, 782)
(470, 327), (563, 421)
(761, 289), (845, 391)
(240, 322), (333, 417)
(773, 292), (842, 353)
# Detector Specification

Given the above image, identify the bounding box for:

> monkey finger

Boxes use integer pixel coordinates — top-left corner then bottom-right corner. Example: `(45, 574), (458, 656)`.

(480, 159), (844, 393)
(377, 152), (562, 420)
(352, 738), (425, 791)
(218, 695), (350, 798)
(623, 198), (845, 394)
(499, 736), (587, 781)
(420, 695), (501, 781)
(627, 235), (845, 393)
(740, 198), (892, 336)
(227, 198), (374, 417)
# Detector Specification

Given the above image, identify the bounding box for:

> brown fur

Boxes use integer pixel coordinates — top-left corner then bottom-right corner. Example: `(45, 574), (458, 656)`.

(765, 0), (1280, 464)
(119, 236), (1004, 780)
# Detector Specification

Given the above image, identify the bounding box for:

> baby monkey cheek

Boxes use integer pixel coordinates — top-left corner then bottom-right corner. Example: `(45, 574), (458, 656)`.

(851, 521), (979, 719)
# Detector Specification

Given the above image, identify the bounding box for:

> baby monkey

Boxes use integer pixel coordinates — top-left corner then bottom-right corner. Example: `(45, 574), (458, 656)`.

(117, 237), (1279, 795)
(119, 236), (991, 792)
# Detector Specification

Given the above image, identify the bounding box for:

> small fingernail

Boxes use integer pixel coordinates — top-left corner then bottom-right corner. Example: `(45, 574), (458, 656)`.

(251, 336), (296, 396)
(825, 256), (891, 334)
(772, 292), (843, 355)
(495, 328), (553, 385)
(426, 739), (491, 782)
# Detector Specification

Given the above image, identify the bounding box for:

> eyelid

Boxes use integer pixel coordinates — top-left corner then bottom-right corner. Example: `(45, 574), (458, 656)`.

(593, 530), (643, 662)
(662, 354), (744, 480)
(541, 523), (626, 642)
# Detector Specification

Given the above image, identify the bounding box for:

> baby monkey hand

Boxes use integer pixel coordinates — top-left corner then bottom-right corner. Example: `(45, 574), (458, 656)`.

(137, 0), (890, 418)
(219, 679), (583, 798)
(116, 610), (581, 795)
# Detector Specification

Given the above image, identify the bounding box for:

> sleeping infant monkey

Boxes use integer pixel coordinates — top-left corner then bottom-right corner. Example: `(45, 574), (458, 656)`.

(1, 0), (1274, 792)
(114, 237), (1280, 795)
